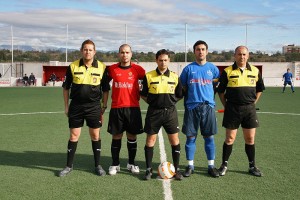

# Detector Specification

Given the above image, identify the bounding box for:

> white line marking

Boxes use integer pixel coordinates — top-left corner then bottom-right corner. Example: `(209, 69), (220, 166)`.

(256, 111), (300, 116)
(158, 128), (173, 200)
(0, 111), (63, 116)
(141, 109), (300, 116)
(1, 110), (299, 116)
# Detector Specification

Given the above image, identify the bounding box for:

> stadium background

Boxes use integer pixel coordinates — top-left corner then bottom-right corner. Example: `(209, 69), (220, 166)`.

(1, 61), (300, 87)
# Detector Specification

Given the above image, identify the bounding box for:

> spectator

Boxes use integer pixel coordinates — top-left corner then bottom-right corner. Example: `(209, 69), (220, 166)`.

(50, 72), (57, 86)
(29, 73), (36, 86)
(23, 74), (29, 86)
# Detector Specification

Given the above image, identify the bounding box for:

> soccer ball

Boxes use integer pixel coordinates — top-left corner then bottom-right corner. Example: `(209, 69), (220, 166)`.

(158, 161), (175, 179)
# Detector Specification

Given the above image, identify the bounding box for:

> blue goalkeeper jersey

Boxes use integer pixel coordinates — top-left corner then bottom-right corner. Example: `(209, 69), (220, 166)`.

(283, 72), (293, 82)
(180, 62), (219, 110)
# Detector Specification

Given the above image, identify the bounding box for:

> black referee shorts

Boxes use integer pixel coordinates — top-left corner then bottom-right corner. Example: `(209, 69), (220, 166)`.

(68, 101), (102, 128)
(222, 103), (259, 129)
(144, 106), (179, 135)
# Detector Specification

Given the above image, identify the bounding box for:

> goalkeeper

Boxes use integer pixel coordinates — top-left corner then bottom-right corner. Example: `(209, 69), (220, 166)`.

(282, 68), (295, 93)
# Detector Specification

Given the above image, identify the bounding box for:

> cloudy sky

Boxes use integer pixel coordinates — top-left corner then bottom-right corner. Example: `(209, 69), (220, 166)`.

(0, 0), (300, 53)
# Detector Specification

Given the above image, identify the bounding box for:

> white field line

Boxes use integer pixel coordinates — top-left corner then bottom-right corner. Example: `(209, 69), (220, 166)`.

(142, 109), (300, 116)
(255, 111), (300, 116)
(158, 128), (173, 200)
(1, 110), (300, 116)
(0, 111), (63, 116)
(179, 110), (300, 115)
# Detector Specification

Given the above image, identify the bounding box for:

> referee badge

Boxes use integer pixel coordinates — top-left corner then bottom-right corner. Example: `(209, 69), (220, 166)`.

(93, 77), (97, 83)
(170, 85), (175, 93)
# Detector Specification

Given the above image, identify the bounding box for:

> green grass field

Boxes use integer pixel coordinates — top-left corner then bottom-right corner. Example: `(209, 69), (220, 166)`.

(0, 87), (299, 200)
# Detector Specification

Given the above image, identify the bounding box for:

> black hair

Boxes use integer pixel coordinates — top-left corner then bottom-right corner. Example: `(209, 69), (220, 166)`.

(156, 49), (170, 59)
(193, 40), (208, 52)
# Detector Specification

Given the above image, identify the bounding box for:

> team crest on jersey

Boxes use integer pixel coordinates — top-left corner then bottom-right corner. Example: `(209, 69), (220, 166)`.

(250, 79), (255, 84)
(128, 72), (134, 80)
(93, 77), (97, 83)
(207, 70), (213, 77)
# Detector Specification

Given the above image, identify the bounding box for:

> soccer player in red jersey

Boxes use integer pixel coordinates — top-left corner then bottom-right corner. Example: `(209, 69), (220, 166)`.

(102, 44), (145, 175)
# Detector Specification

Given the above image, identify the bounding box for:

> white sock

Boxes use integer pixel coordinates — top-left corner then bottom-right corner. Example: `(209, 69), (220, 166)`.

(188, 160), (194, 166)
(208, 160), (214, 166)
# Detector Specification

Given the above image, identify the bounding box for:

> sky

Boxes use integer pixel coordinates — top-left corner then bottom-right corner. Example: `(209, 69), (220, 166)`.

(0, 0), (300, 54)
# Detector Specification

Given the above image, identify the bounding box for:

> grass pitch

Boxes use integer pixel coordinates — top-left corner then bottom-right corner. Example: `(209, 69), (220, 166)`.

(0, 87), (299, 200)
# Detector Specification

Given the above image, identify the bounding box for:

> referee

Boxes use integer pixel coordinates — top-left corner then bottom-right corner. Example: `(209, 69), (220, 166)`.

(217, 46), (265, 177)
(141, 49), (183, 180)
(58, 39), (109, 177)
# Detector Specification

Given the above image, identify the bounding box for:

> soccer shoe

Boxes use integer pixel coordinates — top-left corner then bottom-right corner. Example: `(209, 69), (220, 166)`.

(144, 168), (153, 180)
(249, 166), (263, 177)
(208, 167), (220, 178)
(108, 165), (120, 175)
(174, 170), (183, 181)
(58, 166), (73, 177)
(95, 165), (106, 176)
(127, 163), (140, 174)
(218, 164), (228, 176)
(183, 165), (194, 177)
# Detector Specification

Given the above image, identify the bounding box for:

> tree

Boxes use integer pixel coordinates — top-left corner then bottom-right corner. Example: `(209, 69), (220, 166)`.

(0, 48), (299, 63)
(285, 53), (300, 62)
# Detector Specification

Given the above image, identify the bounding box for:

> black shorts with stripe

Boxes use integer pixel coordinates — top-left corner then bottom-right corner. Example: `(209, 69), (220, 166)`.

(68, 101), (102, 128)
(222, 102), (259, 129)
(107, 107), (144, 135)
(144, 106), (179, 135)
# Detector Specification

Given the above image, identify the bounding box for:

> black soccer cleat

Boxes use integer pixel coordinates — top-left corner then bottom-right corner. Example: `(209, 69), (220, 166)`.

(174, 170), (183, 181)
(218, 164), (228, 176)
(183, 165), (194, 177)
(144, 168), (153, 180)
(58, 166), (73, 177)
(249, 166), (263, 177)
(208, 167), (220, 178)
(95, 165), (106, 176)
